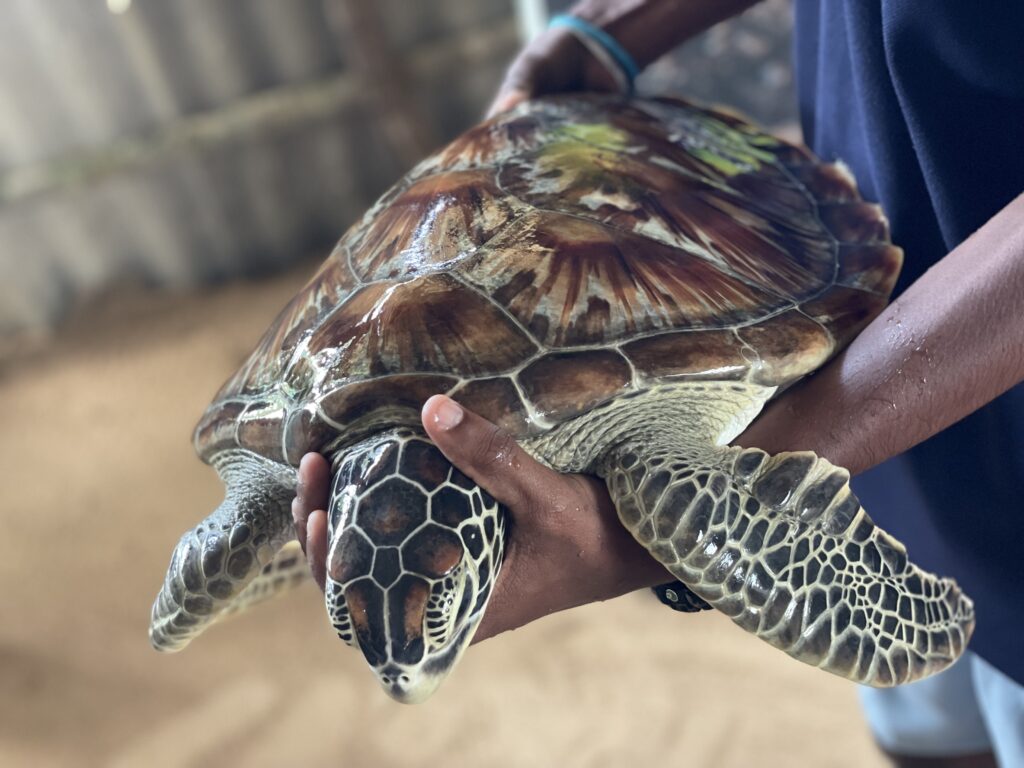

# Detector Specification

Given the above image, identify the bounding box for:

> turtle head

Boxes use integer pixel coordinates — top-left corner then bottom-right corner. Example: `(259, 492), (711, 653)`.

(325, 431), (505, 704)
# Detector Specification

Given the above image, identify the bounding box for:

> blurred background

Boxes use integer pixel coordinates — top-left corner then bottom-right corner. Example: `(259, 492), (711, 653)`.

(0, 1), (886, 766)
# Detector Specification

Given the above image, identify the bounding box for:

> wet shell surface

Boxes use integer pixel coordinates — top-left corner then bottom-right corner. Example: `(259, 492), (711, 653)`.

(194, 94), (901, 466)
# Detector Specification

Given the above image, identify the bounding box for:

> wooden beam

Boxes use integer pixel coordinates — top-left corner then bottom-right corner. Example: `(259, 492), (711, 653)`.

(0, 19), (517, 205)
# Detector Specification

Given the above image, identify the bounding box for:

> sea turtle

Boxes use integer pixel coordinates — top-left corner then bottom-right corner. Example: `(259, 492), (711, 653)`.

(150, 94), (974, 704)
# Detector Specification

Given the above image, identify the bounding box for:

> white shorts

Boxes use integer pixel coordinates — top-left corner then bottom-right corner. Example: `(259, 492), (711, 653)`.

(859, 652), (1024, 764)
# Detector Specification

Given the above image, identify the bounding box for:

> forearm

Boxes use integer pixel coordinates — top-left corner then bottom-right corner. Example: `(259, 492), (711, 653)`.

(739, 192), (1024, 475)
(570, 0), (762, 68)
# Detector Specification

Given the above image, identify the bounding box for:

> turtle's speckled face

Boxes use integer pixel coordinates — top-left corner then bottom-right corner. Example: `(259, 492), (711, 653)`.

(324, 431), (504, 703)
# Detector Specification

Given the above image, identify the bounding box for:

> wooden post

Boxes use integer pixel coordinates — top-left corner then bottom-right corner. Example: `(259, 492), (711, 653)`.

(322, 0), (438, 170)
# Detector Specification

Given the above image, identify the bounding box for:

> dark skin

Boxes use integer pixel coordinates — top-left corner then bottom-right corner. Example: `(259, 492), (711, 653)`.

(294, 2), (1024, 765)
(293, 394), (671, 639)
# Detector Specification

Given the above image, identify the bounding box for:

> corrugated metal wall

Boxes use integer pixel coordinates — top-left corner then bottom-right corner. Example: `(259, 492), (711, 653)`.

(0, 0), (516, 334)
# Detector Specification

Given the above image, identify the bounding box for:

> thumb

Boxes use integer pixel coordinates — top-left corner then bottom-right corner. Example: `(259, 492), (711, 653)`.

(486, 88), (529, 119)
(421, 394), (563, 514)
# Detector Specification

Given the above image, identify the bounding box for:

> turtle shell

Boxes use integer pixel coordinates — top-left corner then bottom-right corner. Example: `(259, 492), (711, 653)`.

(194, 95), (901, 465)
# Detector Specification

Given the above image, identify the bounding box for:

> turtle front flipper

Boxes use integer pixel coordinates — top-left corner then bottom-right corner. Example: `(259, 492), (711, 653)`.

(216, 540), (309, 621)
(604, 441), (975, 686)
(149, 451), (296, 652)
(324, 430), (505, 704)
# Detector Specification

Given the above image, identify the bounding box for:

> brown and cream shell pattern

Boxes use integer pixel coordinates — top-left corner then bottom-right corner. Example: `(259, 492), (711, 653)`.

(194, 95), (900, 464)
(151, 96), (974, 699)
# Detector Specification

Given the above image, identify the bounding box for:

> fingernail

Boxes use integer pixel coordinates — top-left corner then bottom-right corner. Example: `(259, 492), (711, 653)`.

(432, 397), (464, 431)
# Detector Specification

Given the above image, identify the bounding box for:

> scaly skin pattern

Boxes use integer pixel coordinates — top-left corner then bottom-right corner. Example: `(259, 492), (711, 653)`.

(534, 382), (975, 686)
(149, 452), (295, 651)
(324, 431), (505, 703)
(610, 441), (973, 685)
(150, 95), (973, 700)
(189, 95), (902, 470)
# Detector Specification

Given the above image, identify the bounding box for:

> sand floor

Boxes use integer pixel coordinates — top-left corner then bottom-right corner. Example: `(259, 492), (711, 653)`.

(0, 267), (888, 767)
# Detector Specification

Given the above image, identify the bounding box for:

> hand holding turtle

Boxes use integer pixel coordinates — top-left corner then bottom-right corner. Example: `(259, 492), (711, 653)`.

(487, 0), (761, 118)
(152, 97), (980, 701)
(486, 17), (619, 118)
(292, 395), (671, 642)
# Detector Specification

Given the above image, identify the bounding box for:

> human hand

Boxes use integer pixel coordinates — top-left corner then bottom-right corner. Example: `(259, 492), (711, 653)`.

(487, 0), (763, 118)
(291, 395), (671, 642)
(487, 21), (620, 118)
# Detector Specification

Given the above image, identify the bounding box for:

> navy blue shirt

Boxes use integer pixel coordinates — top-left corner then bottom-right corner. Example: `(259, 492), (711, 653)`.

(793, 1), (1024, 684)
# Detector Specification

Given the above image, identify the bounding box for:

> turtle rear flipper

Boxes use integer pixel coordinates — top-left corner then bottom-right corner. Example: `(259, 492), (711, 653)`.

(604, 431), (975, 686)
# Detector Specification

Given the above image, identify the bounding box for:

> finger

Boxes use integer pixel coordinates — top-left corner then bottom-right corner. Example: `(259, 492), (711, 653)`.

(421, 394), (566, 512)
(291, 498), (307, 554)
(486, 87), (529, 119)
(296, 453), (331, 511)
(293, 452), (330, 553)
(305, 508), (328, 593)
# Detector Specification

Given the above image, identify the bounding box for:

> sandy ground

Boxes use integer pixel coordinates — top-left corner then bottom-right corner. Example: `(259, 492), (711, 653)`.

(0, 267), (888, 768)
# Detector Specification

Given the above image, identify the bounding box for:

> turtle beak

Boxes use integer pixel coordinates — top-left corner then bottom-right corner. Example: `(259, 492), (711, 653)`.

(342, 573), (450, 703)
(374, 611), (482, 704)
(374, 663), (443, 704)
(340, 563), (482, 704)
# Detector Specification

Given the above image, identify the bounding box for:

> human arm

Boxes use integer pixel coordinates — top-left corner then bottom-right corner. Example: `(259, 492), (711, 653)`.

(489, 0), (761, 116)
(737, 191), (1024, 471)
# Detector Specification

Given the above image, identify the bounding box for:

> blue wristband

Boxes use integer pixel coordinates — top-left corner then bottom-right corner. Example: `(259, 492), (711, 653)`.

(549, 14), (641, 91)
